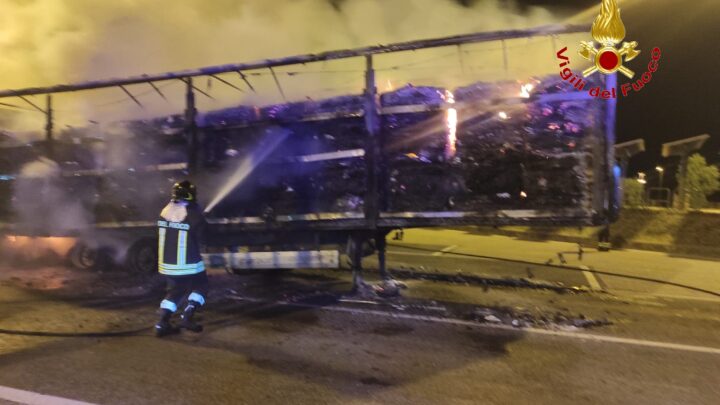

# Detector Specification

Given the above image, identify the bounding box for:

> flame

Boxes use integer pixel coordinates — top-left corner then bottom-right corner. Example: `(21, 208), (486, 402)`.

(520, 83), (534, 98)
(592, 0), (626, 46)
(3, 235), (77, 257)
(445, 90), (457, 159)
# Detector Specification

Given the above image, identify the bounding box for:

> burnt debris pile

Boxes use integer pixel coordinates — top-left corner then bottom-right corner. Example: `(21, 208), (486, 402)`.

(0, 73), (606, 228)
(203, 74), (605, 218)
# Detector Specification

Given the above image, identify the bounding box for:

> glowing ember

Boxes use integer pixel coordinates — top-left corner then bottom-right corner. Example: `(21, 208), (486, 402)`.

(520, 83), (534, 98)
(445, 90), (457, 159)
(498, 111), (508, 120)
(3, 236), (77, 257)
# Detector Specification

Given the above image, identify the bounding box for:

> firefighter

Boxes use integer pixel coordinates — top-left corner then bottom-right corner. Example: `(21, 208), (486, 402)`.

(155, 180), (208, 337)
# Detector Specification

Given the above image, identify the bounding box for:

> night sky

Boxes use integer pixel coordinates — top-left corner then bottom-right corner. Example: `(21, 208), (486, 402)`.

(612, 0), (719, 182)
(522, 0), (720, 184)
(459, 0), (720, 185)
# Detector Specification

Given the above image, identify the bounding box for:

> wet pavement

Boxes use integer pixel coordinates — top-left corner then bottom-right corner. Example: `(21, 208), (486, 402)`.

(0, 231), (719, 404)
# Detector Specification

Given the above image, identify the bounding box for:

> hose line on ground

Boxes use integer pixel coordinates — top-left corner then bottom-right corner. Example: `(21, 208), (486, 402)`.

(2, 245), (717, 337)
(0, 326), (152, 337)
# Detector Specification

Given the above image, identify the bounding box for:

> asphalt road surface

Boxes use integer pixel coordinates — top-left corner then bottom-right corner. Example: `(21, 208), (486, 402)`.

(0, 229), (718, 404)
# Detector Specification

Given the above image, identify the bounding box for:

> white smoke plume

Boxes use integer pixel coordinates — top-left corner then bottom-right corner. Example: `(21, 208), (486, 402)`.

(0, 0), (555, 86)
(14, 157), (92, 232)
(0, 0), (570, 130)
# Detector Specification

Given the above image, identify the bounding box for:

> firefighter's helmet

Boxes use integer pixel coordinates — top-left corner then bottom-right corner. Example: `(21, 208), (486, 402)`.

(171, 180), (197, 202)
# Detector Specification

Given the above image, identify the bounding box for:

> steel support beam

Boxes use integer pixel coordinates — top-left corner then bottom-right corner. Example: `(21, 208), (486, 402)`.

(185, 79), (198, 175)
(269, 67), (287, 102)
(363, 55), (380, 229)
(678, 154), (689, 210)
(45, 95), (53, 159)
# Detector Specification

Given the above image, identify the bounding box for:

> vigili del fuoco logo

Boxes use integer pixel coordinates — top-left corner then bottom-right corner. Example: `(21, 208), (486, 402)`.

(556, 0), (661, 99)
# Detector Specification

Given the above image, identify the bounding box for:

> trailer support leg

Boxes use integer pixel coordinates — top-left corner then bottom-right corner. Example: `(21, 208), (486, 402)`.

(377, 231), (389, 280)
(349, 234), (373, 297)
(598, 223), (611, 252)
(374, 231), (402, 297)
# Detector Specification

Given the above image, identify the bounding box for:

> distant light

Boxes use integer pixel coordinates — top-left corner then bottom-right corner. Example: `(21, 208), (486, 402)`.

(613, 165), (622, 178)
(520, 191), (528, 198)
(498, 111), (508, 120)
(637, 171), (647, 184)
(655, 166), (664, 173)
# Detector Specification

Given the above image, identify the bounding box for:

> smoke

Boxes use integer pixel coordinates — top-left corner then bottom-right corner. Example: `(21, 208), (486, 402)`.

(0, 0), (565, 130)
(0, 0), (555, 85)
(0, 0), (588, 268)
(13, 157), (92, 233)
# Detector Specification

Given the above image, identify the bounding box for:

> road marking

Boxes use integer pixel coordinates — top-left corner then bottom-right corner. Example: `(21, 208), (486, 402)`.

(431, 245), (458, 256)
(389, 250), (491, 260)
(0, 385), (96, 405)
(247, 297), (720, 356)
(582, 269), (604, 291)
(617, 292), (720, 303)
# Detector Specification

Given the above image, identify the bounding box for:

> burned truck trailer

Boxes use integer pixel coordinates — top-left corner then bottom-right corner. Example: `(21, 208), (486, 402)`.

(0, 25), (619, 287)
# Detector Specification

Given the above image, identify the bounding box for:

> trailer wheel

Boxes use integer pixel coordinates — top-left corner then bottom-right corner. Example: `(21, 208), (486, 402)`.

(126, 238), (157, 274)
(69, 243), (114, 271)
(69, 243), (98, 270)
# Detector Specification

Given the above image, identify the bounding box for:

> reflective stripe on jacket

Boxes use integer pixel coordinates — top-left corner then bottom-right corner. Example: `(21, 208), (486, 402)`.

(158, 201), (207, 276)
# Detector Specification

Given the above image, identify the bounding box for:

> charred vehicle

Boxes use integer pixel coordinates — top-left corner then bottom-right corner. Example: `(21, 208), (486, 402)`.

(0, 25), (619, 292)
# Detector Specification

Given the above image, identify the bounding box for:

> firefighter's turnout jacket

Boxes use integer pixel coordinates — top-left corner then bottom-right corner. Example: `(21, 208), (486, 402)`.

(158, 201), (207, 276)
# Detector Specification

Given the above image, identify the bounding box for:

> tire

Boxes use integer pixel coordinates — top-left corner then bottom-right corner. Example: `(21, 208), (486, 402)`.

(125, 238), (158, 274)
(68, 243), (115, 271)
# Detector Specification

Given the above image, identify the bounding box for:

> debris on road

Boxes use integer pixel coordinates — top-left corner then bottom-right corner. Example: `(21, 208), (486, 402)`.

(484, 314), (502, 323)
(387, 266), (580, 294)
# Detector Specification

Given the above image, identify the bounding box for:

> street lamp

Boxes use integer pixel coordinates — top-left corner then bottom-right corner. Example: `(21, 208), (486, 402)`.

(637, 172), (647, 184)
(614, 139), (646, 176)
(655, 166), (664, 187)
(662, 134), (710, 210)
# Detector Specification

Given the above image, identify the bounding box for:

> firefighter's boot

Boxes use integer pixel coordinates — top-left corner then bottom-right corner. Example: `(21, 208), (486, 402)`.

(180, 302), (203, 333)
(154, 308), (174, 338)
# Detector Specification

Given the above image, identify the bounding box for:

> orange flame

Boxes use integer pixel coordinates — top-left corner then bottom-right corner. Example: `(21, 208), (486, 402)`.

(445, 90), (457, 159)
(591, 0), (626, 46)
(3, 235), (76, 258)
